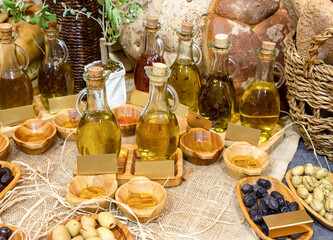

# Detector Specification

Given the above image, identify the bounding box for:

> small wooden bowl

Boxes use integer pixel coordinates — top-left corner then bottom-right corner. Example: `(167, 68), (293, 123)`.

(52, 108), (80, 141)
(0, 134), (10, 160)
(46, 214), (132, 240)
(180, 128), (224, 166)
(286, 166), (333, 230)
(112, 105), (141, 137)
(177, 115), (188, 136)
(0, 224), (26, 240)
(236, 176), (313, 240)
(12, 119), (57, 155)
(115, 176), (167, 223)
(223, 142), (270, 180)
(0, 161), (21, 200)
(66, 174), (118, 213)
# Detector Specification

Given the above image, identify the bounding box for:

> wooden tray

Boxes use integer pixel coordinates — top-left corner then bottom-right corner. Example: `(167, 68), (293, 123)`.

(236, 176), (313, 240)
(0, 224), (26, 240)
(0, 161), (21, 200)
(286, 166), (333, 230)
(73, 144), (184, 188)
(46, 214), (132, 240)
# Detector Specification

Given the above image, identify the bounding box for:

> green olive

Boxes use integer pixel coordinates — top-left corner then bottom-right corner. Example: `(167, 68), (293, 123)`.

(325, 199), (333, 212)
(319, 208), (326, 216)
(292, 176), (302, 188)
(320, 178), (333, 192)
(315, 168), (328, 179)
(310, 199), (324, 212)
(292, 166), (304, 176)
(324, 212), (333, 222)
(297, 186), (309, 199)
(325, 191), (333, 200)
(303, 176), (315, 192)
(304, 193), (313, 205)
(305, 163), (315, 176)
(313, 187), (324, 202)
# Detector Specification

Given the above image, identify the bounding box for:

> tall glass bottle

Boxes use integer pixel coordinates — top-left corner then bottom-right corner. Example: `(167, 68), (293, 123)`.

(136, 63), (179, 161)
(38, 21), (74, 111)
(169, 21), (202, 112)
(0, 23), (33, 110)
(76, 67), (121, 155)
(198, 34), (238, 133)
(134, 16), (165, 93)
(240, 41), (285, 142)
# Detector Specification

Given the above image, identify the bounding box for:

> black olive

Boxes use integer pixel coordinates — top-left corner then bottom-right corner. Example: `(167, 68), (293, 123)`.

(288, 202), (299, 212)
(276, 198), (286, 208)
(0, 173), (13, 186)
(243, 192), (258, 208)
(267, 197), (279, 211)
(256, 187), (268, 199)
(0, 236), (6, 240)
(280, 206), (290, 213)
(250, 211), (263, 224)
(261, 222), (269, 236)
(267, 209), (278, 215)
(256, 178), (272, 190)
(276, 236), (287, 240)
(0, 226), (11, 238)
(2, 168), (11, 175)
(241, 184), (253, 194)
(249, 202), (258, 212)
(261, 195), (273, 205)
(0, 184), (4, 192)
(259, 202), (268, 215)
(289, 233), (303, 239)
(0, 169), (6, 178)
(249, 208), (259, 218)
(271, 191), (284, 200)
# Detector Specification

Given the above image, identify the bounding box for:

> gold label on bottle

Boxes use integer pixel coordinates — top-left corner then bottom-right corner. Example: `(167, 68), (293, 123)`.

(0, 105), (35, 127)
(49, 94), (77, 114)
(135, 160), (175, 180)
(77, 154), (118, 175)
(225, 122), (261, 146)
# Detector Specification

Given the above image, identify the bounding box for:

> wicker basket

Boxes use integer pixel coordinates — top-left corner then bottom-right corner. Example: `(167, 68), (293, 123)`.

(284, 28), (333, 160)
(46, 0), (102, 93)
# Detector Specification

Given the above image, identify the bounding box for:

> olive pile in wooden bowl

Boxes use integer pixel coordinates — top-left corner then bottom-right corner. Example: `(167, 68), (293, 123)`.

(0, 165), (14, 192)
(0, 226), (12, 240)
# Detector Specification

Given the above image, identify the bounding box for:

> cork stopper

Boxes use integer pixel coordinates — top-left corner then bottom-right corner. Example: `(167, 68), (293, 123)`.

(146, 15), (159, 28)
(214, 34), (228, 48)
(153, 63), (168, 76)
(262, 41), (276, 53)
(181, 21), (193, 34)
(88, 67), (104, 79)
(0, 23), (13, 38)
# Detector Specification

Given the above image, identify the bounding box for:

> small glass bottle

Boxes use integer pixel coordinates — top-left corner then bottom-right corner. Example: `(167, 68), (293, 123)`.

(134, 16), (165, 93)
(38, 21), (74, 111)
(240, 41), (285, 142)
(0, 23), (33, 110)
(136, 63), (179, 161)
(169, 21), (202, 112)
(198, 34), (238, 133)
(76, 66), (121, 155)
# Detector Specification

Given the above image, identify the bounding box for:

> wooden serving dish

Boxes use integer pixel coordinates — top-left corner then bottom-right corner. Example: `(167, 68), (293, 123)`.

(180, 128), (224, 166)
(223, 142), (270, 180)
(0, 224), (26, 240)
(66, 174), (118, 213)
(46, 214), (132, 240)
(12, 119), (57, 155)
(52, 108), (80, 141)
(286, 166), (333, 230)
(236, 176), (313, 240)
(112, 104), (141, 137)
(0, 134), (10, 160)
(115, 176), (167, 223)
(73, 145), (184, 188)
(0, 161), (21, 200)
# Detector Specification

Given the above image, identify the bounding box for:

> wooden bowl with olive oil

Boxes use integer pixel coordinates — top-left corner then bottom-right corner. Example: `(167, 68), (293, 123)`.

(223, 142), (270, 180)
(12, 119), (57, 155)
(52, 108), (80, 141)
(112, 105), (141, 137)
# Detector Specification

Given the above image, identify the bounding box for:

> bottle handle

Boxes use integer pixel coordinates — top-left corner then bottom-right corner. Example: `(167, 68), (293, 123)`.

(167, 85), (179, 113)
(156, 36), (164, 57)
(15, 45), (29, 71)
(75, 88), (87, 117)
(57, 39), (69, 62)
(274, 62), (285, 88)
(193, 43), (202, 65)
(228, 55), (239, 79)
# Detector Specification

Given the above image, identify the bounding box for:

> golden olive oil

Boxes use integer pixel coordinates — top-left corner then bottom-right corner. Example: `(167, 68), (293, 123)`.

(77, 111), (121, 155)
(169, 59), (201, 112)
(239, 81), (280, 142)
(136, 110), (179, 161)
(126, 193), (158, 209)
(188, 141), (213, 152)
(231, 155), (261, 168)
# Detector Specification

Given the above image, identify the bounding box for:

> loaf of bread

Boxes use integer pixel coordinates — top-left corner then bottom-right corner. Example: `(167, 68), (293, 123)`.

(296, 0), (333, 65)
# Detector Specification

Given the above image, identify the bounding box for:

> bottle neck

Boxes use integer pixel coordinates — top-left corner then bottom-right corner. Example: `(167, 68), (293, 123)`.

(176, 36), (194, 62)
(144, 28), (158, 55)
(211, 49), (229, 75)
(86, 84), (107, 112)
(255, 56), (275, 83)
(0, 40), (22, 76)
(44, 31), (62, 59)
(146, 81), (169, 112)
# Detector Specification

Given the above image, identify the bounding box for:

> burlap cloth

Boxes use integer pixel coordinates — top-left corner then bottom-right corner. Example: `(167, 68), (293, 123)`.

(0, 115), (300, 239)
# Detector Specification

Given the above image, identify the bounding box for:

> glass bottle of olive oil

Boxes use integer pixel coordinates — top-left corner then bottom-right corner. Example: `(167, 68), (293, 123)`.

(76, 67), (121, 155)
(136, 63), (180, 161)
(169, 21), (202, 112)
(0, 23), (33, 110)
(239, 41), (285, 142)
(38, 21), (74, 111)
(198, 34), (238, 133)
